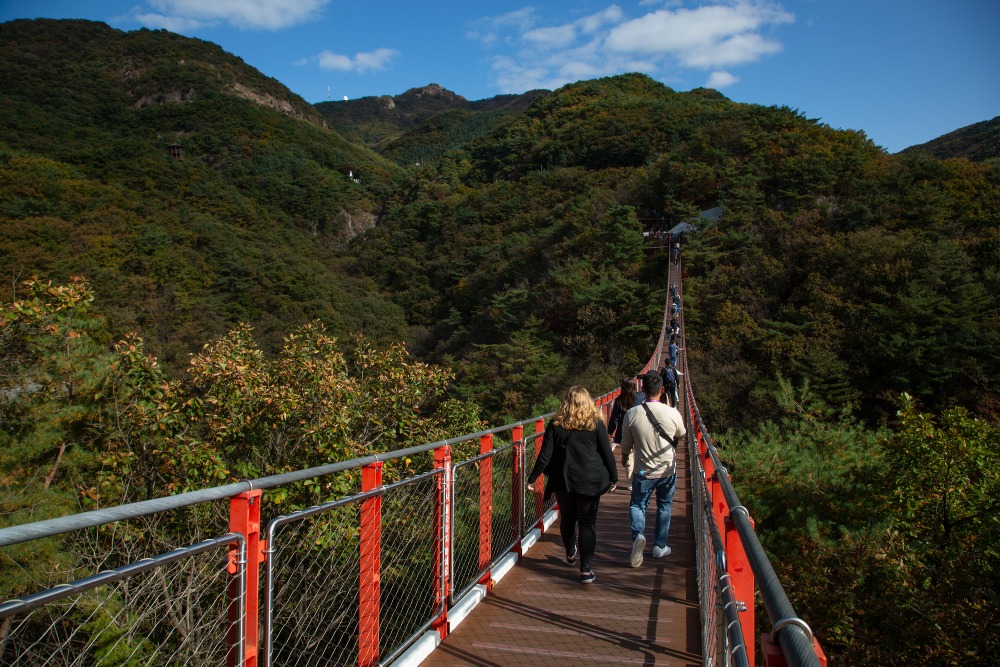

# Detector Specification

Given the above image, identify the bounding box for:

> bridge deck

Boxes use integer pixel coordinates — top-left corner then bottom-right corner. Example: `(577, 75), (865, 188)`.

(420, 436), (701, 666)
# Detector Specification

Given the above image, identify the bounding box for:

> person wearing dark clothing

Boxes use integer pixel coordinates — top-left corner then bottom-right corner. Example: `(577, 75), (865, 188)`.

(607, 378), (645, 489)
(607, 379), (646, 444)
(528, 386), (618, 584)
(661, 362), (682, 407)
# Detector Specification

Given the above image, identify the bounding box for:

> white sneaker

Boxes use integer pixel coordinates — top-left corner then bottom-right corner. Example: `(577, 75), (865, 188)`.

(652, 545), (671, 558)
(629, 535), (646, 567)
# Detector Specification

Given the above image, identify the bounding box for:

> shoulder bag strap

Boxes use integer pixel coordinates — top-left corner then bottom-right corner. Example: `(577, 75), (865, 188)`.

(642, 403), (677, 449)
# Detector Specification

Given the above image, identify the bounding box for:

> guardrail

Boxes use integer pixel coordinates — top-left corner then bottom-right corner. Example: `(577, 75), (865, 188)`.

(0, 246), (826, 667)
(672, 253), (827, 667)
(0, 417), (574, 666)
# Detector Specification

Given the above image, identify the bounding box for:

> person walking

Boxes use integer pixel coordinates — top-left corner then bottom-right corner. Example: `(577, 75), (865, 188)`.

(660, 362), (681, 408)
(668, 339), (684, 367)
(528, 386), (618, 583)
(621, 372), (686, 567)
(607, 378), (645, 490)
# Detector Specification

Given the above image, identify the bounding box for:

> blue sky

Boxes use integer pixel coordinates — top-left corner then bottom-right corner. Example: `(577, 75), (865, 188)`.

(1, 0), (997, 153)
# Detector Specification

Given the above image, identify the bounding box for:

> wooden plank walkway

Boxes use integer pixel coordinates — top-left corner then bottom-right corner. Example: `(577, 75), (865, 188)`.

(420, 434), (701, 666)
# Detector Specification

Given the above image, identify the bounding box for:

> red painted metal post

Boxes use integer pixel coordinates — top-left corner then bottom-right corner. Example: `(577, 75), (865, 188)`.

(512, 425), (524, 555)
(228, 489), (262, 667)
(726, 514), (756, 667)
(432, 445), (452, 639)
(358, 461), (383, 667)
(711, 472), (726, 549)
(478, 434), (494, 587)
(533, 419), (545, 523)
(762, 633), (828, 667)
(701, 434), (714, 478)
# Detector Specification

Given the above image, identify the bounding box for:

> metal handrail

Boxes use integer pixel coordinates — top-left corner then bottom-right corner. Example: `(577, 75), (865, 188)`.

(690, 400), (820, 666)
(0, 418), (555, 550)
(1, 242), (822, 667)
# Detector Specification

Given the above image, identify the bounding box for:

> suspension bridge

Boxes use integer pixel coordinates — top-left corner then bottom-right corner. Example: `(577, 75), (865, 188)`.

(0, 249), (828, 666)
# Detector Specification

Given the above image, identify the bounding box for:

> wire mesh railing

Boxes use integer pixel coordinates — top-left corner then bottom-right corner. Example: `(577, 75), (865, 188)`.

(688, 406), (749, 667)
(670, 249), (826, 667)
(0, 417), (570, 666)
(263, 491), (364, 666)
(0, 531), (244, 666)
(1, 240), (826, 667)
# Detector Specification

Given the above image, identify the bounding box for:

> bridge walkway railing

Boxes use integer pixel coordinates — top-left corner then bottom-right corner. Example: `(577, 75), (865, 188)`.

(0, 246), (826, 667)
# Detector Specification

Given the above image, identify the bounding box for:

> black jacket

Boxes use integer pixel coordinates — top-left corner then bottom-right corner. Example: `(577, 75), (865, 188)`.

(607, 392), (645, 444)
(528, 420), (617, 499)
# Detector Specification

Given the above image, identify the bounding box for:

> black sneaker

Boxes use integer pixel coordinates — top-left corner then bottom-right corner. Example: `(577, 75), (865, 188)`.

(566, 546), (578, 565)
(580, 570), (596, 584)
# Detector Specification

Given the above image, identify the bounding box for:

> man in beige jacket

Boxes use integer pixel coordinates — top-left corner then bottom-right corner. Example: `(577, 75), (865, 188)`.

(621, 371), (686, 567)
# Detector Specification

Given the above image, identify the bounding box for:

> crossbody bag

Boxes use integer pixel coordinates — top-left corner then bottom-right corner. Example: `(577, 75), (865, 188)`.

(642, 403), (677, 449)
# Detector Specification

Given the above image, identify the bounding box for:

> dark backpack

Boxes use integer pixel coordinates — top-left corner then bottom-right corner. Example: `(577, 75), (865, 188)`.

(662, 367), (676, 386)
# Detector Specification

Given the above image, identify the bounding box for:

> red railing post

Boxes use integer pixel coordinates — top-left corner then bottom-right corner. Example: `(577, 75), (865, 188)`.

(763, 633), (828, 667)
(512, 425), (524, 555)
(228, 489), (262, 667)
(478, 434), (494, 587)
(359, 461), (383, 667)
(533, 419), (545, 523)
(432, 445), (452, 639)
(707, 471), (724, 548)
(726, 513), (756, 667)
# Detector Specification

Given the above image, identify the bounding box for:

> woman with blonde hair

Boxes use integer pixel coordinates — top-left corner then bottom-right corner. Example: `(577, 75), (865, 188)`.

(527, 386), (618, 583)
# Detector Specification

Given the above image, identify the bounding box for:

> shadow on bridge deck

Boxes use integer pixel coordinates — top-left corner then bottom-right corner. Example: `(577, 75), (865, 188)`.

(420, 437), (701, 666)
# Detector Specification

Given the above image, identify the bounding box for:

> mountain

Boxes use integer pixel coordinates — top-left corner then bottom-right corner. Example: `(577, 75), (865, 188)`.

(2, 22), (999, 664)
(2, 18), (997, 427)
(899, 115), (1000, 161)
(315, 83), (548, 163)
(0, 18), (409, 367)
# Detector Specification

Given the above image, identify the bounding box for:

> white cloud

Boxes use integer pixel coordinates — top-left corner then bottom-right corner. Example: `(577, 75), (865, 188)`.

(578, 6), (625, 34)
(313, 52), (353, 71)
(469, 7), (539, 47)
(131, 12), (210, 32)
(522, 6), (626, 50)
(705, 70), (739, 88)
(683, 32), (783, 67)
(474, 1), (793, 94)
(491, 56), (559, 93)
(309, 48), (400, 74)
(606, 2), (792, 59)
(353, 48), (400, 73)
(523, 25), (576, 50)
(490, 7), (539, 31)
(139, 0), (329, 31)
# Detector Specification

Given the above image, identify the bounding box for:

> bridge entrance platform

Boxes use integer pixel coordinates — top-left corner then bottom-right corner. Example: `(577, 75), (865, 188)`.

(420, 436), (701, 666)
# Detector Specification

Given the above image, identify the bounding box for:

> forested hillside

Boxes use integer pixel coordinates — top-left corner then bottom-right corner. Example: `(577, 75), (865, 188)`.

(0, 18), (408, 366)
(314, 83), (547, 164)
(2, 18), (999, 666)
(900, 115), (1000, 162)
(341, 73), (1000, 664)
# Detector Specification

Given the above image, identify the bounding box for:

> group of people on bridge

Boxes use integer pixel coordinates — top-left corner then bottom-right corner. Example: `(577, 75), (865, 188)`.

(526, 359), (686, 584)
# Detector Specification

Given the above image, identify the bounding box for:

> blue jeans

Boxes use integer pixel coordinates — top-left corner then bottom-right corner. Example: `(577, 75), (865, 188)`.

(629, 472), (677, 548)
